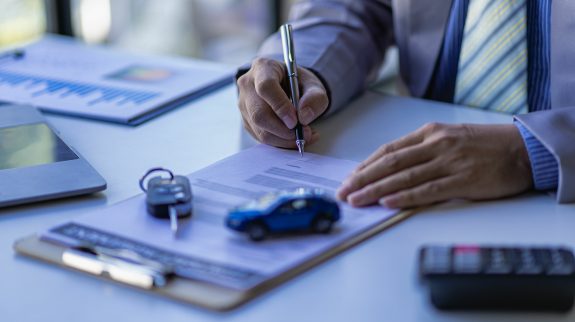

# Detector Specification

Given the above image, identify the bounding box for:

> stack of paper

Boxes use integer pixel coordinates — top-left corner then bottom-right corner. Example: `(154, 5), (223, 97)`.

(43, 145), (400, 290)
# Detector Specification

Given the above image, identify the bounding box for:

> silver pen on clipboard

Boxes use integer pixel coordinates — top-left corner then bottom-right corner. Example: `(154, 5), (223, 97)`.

(280, 24), (305, 157)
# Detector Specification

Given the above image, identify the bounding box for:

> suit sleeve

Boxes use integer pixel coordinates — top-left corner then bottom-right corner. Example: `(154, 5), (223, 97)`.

(257, 0), (394, 116)
(515, 107), (575, 203)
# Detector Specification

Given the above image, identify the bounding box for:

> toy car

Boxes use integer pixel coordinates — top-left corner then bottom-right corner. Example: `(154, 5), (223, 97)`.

(226, 188), (341, 241)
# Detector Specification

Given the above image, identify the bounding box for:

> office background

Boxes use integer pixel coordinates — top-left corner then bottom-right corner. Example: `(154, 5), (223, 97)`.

(0, 0), (297, 65)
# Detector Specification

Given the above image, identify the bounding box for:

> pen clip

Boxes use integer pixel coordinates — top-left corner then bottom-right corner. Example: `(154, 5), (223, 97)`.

(62, 243), (172, 289)
(280, 24), (298, 78)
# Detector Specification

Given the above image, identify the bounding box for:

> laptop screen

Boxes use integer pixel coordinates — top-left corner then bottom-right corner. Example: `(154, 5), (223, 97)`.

(0, 123), (78, 171)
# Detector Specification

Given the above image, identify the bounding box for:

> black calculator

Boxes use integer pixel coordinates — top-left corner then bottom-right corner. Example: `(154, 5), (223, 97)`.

(419, 245), (575, 312)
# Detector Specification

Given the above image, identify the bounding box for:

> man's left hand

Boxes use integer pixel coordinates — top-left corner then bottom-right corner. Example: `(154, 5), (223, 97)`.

(336, 123), (534, 209)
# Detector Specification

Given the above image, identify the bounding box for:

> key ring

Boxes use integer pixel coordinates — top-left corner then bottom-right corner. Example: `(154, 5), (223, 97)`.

(139, 167), (174, 192)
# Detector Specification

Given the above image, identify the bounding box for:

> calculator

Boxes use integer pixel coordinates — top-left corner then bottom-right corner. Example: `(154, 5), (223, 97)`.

(419, 245), (575, 312)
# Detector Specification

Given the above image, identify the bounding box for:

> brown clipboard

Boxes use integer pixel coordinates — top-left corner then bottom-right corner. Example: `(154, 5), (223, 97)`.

(13, 208), (418, 312)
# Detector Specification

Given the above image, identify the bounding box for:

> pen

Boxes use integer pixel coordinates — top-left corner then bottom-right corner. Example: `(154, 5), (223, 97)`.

(280, 24), (305, 157)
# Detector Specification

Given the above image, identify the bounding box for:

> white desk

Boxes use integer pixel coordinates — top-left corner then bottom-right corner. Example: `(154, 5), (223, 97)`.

(1, 86), (574, 322)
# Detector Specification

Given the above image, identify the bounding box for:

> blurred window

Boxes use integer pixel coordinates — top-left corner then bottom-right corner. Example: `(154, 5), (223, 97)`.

(0, 0), (299, 64)
(0, 0), (46, 46)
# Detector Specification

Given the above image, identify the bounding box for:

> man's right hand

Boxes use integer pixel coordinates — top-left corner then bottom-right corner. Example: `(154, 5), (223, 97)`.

(237, 57), (329, 149)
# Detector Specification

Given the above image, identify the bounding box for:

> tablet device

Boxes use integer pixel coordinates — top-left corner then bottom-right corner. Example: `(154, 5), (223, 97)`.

(0, 104), (106, 208)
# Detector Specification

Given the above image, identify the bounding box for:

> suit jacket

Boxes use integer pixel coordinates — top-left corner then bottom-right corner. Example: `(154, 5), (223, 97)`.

(258, 0), (575, 203)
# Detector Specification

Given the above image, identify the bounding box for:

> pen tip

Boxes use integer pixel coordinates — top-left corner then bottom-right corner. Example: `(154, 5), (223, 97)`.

(296, 140), (305, 158)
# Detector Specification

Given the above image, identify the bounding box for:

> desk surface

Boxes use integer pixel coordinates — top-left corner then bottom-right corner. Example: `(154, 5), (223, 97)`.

(1, 86), (574, 322)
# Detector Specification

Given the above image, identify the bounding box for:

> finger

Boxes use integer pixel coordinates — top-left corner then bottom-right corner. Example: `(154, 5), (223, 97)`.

(337, 144), (433, 201)
(252, 126), (298, 149)
(240, 110), (260, 140)
(379, 176), (460, 209)
(354, 130), (426, 173)
(240, 98), (293, 147)
(307, 128), (320, 146)
(252, 60), (297, 129)
(346, 160), (447, 207)
(298, 70), (329, 125)
(247, 116), (315, 149)
(242, 87), (294, 140)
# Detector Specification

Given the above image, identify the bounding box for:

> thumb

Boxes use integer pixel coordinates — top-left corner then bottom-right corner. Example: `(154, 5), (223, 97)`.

(297, 68), (329, 125)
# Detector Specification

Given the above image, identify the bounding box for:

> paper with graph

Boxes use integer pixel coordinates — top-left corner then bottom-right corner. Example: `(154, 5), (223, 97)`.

(0, 35), (232, 125)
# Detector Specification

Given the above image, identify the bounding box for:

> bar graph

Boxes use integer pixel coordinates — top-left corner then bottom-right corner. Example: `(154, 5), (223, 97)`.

(0, 69), (160, 106)
(0, 36), (234, 125)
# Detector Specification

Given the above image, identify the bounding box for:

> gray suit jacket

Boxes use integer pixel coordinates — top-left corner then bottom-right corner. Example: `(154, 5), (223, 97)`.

(258, 0), (575, 203)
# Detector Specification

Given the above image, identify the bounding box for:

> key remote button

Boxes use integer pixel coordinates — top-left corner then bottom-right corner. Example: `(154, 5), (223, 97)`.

(155, 187), (169, 194)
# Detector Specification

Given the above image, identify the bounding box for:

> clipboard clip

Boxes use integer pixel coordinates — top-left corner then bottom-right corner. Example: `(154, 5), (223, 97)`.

(62, 243), (173, 289)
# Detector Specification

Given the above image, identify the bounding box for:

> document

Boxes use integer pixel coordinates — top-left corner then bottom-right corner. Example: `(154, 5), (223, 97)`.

(0, 35), (232, 125)
(43, 145), (400, 289)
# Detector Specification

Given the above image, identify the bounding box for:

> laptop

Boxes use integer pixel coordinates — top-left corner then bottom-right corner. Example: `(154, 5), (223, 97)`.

(0, 104), (106, 208)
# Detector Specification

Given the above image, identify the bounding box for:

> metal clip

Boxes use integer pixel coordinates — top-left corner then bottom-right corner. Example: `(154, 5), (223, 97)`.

(62, 243), (172, 289)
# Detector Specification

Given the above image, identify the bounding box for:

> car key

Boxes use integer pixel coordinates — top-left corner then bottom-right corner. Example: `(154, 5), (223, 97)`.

(139, 168), (192, 237)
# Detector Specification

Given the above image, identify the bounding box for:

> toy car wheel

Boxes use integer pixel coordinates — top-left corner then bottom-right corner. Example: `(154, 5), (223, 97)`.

(312, 214), (333, 234)
(247, 221), (268, 241)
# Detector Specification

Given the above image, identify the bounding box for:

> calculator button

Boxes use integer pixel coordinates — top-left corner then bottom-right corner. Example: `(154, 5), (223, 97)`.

(532, 248), (552, 272)
(515, 248), (544, 275)
(484, 248), (512, 274)
(453, 246), (482, 273)
(547, 248), (575, 275)
(422, 246), (451, 274)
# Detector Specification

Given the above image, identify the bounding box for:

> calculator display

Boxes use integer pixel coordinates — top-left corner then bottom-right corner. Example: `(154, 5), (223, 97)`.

(0, 123), (78, 170)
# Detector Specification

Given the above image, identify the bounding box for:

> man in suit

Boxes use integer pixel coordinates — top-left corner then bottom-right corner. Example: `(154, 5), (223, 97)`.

(236, 0), (575, 208)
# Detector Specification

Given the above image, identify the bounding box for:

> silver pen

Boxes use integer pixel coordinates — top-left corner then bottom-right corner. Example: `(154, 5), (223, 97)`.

(280, 24), (305, 157)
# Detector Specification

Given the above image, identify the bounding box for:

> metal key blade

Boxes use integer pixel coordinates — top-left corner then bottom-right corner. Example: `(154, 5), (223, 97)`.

(168, 206), (178, 237)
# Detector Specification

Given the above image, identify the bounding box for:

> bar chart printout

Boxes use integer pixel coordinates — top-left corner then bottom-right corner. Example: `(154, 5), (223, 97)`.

(0, 35), (233, 125)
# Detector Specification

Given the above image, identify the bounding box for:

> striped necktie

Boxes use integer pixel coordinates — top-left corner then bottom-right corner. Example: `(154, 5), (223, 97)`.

(454, 0), (528, 114)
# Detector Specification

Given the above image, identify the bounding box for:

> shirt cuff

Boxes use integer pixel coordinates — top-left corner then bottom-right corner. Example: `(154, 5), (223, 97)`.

(514, 121), (559, 191)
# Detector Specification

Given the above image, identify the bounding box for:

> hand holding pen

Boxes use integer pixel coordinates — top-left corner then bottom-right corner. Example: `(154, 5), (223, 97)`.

(236, 26), (329, 150)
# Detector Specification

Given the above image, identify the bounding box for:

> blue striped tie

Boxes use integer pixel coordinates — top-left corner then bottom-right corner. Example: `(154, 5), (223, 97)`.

(454, 0), (528, 114)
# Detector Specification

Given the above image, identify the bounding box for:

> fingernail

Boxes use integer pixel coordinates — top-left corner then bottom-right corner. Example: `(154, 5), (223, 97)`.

(283, 115), (297, 129)
(339, 179), (351, 190)
(336, 185), (347, 198)
(336, 183), (351, 200)
(299, 108), (314, 125)
(335, 189), (346, 201)
(380, 197), (398, 209)
(348, 191), (364, 206)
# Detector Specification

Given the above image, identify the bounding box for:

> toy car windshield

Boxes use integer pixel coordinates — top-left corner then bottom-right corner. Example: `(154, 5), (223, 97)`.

(235, 188), (327, 212)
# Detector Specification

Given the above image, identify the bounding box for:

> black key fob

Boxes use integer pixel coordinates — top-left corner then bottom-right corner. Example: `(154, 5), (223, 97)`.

(146, 175), (192, 219)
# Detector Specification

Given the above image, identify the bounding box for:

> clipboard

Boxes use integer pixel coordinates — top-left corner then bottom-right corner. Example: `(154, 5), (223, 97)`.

(13, 208), (417, 312)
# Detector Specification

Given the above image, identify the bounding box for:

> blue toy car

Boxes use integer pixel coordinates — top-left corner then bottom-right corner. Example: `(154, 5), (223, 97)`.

(226, 188), (341, 241)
